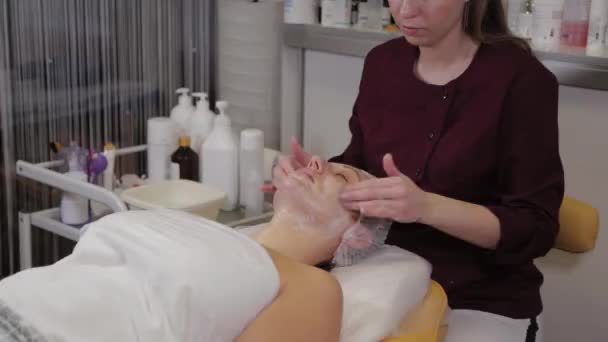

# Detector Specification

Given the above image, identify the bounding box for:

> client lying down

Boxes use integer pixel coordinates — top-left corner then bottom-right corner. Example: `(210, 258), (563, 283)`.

(0, 157), (404, 342)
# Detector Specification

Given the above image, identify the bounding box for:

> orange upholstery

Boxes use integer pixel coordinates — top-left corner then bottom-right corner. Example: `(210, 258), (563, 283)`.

(383, 281), (448, 342)
(555, 196), (600, 253)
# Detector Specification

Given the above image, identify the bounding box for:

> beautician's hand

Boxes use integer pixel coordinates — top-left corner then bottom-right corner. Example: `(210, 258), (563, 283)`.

(339, 154), (430, 224)
(260, 137), (313, 192)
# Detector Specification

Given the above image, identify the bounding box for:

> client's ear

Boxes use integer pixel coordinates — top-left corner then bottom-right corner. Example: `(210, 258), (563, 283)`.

(342, 224), (374, 249)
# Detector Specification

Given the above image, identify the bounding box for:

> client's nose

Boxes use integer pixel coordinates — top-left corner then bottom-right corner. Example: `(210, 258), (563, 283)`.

(307, 156), (325, 173)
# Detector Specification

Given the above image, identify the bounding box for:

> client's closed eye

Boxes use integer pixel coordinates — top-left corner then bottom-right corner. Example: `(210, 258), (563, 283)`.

(336, 173), (348, 183)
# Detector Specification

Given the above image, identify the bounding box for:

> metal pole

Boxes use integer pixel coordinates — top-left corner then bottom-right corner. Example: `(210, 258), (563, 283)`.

(18, 213), (32, 270)
(0, 1), (16, 275)
(205, 0), (218, 113)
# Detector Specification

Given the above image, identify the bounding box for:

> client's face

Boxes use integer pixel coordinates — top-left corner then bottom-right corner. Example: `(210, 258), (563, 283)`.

(273, 156), (362, 238)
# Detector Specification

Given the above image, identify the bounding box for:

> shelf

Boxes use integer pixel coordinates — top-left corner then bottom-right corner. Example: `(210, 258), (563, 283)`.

(283, 23), (608, 91)
(27, 205), (274, 243)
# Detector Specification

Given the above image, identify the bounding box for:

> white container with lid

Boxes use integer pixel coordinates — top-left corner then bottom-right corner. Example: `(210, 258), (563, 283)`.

(147, 117), (178, 183)
(239, 129), (265, 216)
(201, 101), (239, 211)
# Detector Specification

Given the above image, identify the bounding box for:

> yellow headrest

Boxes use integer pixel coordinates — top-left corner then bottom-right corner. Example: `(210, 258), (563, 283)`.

(555, 196), (600, 253)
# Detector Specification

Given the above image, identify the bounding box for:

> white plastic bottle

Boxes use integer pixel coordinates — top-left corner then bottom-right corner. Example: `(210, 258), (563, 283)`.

(147, 117), (178, 183)
(381, 0), (391, 29)
(60, 157), (89, 225)
(561, 0), (592, 47)
(322, 0), (352, 27)
(240, 129), (265, 216)
(532, 0), (565, 50)
(189, 92), (215, 155)
(170, 88), (195, 134)
(358, 0), (382, 30)
(321, 0), (336, 26)
(507, 0), (526, 33)
(202, 101), (239, 211)
(358, 0), (370, 28)
(284, 0), (318, 24)
(334, 0), (352, 27)
(587, 0), (608, 54)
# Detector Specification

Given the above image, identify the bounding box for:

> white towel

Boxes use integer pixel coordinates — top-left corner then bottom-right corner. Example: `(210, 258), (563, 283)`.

(0, 210), (280, 342)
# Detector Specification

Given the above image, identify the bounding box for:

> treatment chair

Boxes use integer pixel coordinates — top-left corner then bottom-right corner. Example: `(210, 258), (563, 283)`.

(382, 195), (600, 342)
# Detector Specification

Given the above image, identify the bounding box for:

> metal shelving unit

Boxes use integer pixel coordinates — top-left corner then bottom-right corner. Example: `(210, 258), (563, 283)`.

(16, 144), (273, 271)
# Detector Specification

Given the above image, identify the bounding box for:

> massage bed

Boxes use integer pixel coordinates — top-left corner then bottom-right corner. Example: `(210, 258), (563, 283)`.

(2, 210), (448, 342)
(13, 146), (598, 342)
(14, 154), (451, 342)
(385, 281), (448, 342)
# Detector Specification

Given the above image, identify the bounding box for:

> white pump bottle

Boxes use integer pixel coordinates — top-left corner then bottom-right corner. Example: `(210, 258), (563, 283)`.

(201, 101), (239, 211)
(170, 88), (195, 134)
(189, 92), (215, 155)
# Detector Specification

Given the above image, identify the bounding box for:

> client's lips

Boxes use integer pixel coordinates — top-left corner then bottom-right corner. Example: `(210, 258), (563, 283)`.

(401, 26), (423, 36)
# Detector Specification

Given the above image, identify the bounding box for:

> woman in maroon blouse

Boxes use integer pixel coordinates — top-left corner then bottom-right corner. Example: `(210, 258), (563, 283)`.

(269, 0), (564, 341)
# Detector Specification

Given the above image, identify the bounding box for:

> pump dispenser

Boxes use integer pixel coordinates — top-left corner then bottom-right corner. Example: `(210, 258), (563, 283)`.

(189, 92), (215, 155)
(201, 101), (239, 211)
(170, 88), (195, 133)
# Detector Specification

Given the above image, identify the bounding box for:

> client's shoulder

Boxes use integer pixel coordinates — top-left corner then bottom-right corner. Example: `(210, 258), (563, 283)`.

(266, 248), (342, 300)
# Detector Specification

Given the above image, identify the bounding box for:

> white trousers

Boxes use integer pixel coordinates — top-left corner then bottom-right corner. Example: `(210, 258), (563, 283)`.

(444, 310), (543, 342)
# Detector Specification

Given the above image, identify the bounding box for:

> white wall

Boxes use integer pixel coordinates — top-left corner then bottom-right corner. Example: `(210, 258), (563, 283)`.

(302, 50), (608, 341)
(537, 86), (608, 342)
(303, 51), (362, 157)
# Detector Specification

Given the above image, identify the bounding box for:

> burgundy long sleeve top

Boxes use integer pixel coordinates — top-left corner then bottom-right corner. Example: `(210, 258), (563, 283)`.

(330, 38), (565, 319)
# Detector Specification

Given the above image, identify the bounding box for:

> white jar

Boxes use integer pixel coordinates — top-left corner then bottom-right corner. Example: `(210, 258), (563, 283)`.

(60, 171), (89, 225)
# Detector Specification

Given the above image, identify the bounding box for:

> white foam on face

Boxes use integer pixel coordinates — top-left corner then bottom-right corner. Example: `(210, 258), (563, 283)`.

(273, 174), (354, 239)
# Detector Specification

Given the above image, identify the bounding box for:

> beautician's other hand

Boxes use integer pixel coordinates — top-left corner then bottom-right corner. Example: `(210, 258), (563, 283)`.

(260, 137), (313, 193)
(339, 154), (430, 224)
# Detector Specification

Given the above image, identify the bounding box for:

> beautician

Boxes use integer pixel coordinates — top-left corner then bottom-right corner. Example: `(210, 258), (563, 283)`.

(270, 0), (565, 341)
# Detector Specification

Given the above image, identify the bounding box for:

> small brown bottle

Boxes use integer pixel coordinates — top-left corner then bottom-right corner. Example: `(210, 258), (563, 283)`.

(171, 136), (199, 182)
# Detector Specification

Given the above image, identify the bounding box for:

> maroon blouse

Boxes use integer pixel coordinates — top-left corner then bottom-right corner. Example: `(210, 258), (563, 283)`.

(330, 38), (565, 319)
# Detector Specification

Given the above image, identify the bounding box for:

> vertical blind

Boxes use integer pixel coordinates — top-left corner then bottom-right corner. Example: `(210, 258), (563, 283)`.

(0, 0), (209, 277)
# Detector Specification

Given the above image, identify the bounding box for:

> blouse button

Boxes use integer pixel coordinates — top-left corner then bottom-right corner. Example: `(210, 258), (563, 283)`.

(428, 132), (435, 140)
(415, 168), (422, 178)
(441, 94), (448, 100)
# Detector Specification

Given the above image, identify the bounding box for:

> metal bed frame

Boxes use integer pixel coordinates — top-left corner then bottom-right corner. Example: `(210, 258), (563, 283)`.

(16, 144), (273, 271)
